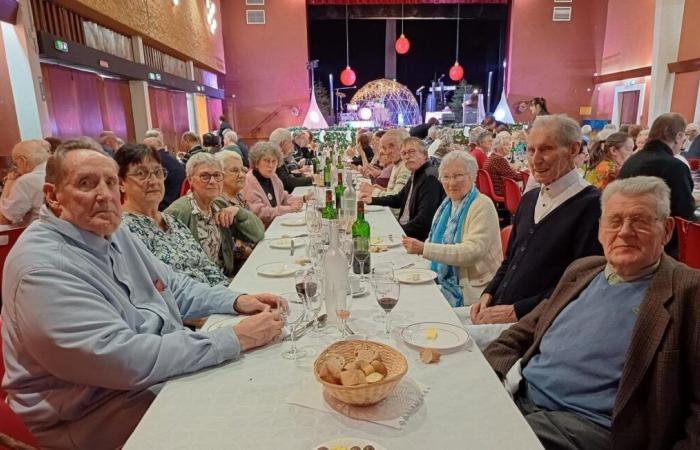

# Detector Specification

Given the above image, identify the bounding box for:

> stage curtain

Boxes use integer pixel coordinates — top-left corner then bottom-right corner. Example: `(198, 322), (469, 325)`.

(307, 0), (506, 4)
(206, 98), (223, 133)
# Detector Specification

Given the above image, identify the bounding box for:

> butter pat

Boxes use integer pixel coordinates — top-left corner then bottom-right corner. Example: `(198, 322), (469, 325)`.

(424, 327), (438, 340)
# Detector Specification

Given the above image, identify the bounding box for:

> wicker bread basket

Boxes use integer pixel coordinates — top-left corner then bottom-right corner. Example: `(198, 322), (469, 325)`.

(314, 340), (408, 406)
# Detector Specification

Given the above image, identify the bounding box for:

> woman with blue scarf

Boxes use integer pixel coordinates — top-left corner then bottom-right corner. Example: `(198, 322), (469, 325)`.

(402, 151), (503, 307)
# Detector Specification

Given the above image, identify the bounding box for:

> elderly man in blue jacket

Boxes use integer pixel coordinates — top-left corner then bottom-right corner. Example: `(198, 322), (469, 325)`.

(1, 138), (283, 449)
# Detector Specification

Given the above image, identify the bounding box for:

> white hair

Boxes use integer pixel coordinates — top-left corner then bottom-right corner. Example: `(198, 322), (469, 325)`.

(214, 149), (242, 164)
(603, 123), (618, 131)
(686, 123), (699, 132)
(439, 151), (478, 181)
(532, 115), (582, 147)
(186, 152), (223, 178)
(602, 176), (671, 219)
(223, 129), (239, 144)
(13, 139), (49, 166)
(581, 124), (592, 135)
(492, 131), (512, 151)
(269, 128), (292, 146)
(144, 128), (164, 141)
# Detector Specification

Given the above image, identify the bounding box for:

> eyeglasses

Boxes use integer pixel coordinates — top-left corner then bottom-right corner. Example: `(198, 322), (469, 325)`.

(439, 173), (469, 183)
(127, 167), (168, 181)
(197, 171), (224, 183)
(600, 214), (661, 233)
(226, 167), (247, 175)
(400, 149), (419, 157)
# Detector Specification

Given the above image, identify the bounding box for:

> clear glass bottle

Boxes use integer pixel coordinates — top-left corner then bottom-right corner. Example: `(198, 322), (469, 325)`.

(323, 220), (347, 325)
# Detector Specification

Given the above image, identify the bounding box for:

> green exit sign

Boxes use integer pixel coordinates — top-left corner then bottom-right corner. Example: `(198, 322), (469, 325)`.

(54, 40), (68, 52)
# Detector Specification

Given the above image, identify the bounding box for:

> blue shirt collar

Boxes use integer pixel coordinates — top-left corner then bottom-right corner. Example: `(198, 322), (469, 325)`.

(39, 205), (123, 254)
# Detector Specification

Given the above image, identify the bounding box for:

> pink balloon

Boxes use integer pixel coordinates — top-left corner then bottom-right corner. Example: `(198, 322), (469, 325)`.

(395, 34), (410, 55)
(449, 63), (464, 82)
(340, 66), (356, 86)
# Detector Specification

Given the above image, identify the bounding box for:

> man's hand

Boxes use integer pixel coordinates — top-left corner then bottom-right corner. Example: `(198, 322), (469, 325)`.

(402, 237), (424, 255)
(474, 305), (517, 324)
(470, 293), (492, 323)
(358, 192), (373, 204)
(216, 206), (240, 227)
(358, 182), (374, 195)
(233, 306), (284, 351)
(234, 293), (287, 314)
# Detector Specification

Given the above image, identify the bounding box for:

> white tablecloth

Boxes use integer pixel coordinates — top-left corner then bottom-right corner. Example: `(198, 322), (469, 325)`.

(124, 188), (543, 450)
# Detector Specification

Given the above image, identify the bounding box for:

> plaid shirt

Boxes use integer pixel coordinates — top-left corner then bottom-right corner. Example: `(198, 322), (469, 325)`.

(484, 153), (522, 197)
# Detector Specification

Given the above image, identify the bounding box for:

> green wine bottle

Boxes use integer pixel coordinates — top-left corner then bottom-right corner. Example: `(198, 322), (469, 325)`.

(321, 189), (337, 220)
(312, 150), (320, 174)
(352, 201), (371, 275)
(323, 157), (332, 187)
(334, 172), (345, 211)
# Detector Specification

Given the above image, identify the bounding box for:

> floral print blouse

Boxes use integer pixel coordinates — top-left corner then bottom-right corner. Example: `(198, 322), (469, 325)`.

(186, 193), (224, 268)
(585, 159), (619, 190)
(122, 212), (229, 286)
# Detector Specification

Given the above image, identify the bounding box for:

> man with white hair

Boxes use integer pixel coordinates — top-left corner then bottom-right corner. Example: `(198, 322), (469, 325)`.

(684, 122), (698, 149)
(358, 128), (411, 202)
(222, 129), (249, 167)
(485, 176), (700, 450)
(1, 139), (283, 448)
(0, 139), (49, 224)
(98, 130), (119, 157)
(269, 127), (312, 192)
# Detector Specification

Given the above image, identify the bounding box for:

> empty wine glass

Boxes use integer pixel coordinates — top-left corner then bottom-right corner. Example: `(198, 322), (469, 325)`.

(373, 274), (400, 335)
(279, 292), (308, 360)
(306, 202), (322, 236)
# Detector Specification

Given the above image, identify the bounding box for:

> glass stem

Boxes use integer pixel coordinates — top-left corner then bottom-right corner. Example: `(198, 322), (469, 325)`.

(385, 312), (391, 335)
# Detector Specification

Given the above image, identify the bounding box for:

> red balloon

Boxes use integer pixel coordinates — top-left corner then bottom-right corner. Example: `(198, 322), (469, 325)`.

(449, 62), (464, 81)
(340, 66), (356, 86)
(395, 34), (410, 54)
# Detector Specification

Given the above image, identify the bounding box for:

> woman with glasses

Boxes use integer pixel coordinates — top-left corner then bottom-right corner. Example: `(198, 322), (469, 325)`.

(166, 152), (264, 276)
(243, 141), (308, 228)
(401, 151), (502, 307)
(116, 145), (230, 285)
(215, 150), (248, 207)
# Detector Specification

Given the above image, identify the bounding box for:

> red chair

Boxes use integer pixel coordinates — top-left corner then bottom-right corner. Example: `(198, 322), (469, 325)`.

(500, 225), (512, 258)
(0, 226), (27, 301)
(179, 179), (191, 197)
(476, 169), (504, 203)
(675, 216), (700, 269)
(0, 319), (40, 448)
(503, 177), (522, 216)
(688, 159), (700, 171)
(520, 170), (530, 187)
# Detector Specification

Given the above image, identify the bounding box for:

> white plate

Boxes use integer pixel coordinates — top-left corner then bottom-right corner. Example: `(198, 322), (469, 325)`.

(365, 205), (383, 212)
(394, 268), (437, 284)
(401, 321), (470, 350)
(281, 217), (306, 226)
(269, 238), (306, 249)
(370, 236), (401, 247)
(312, 437), (386, 450)
(256, 262), (304, 277)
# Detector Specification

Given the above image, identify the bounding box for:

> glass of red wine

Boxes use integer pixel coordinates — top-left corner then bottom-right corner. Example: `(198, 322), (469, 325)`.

(295, 269), (324, 337)
(373, 276), (400, 335)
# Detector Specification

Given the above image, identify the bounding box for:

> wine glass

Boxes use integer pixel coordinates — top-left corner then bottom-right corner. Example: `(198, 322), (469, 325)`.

(336, 289), (353, 340)
(305, 202), (322, 236)
(295, 269), (324, 337)
(307, 237), (326, 271)
(352, 236), (370, 283)
(279, 292), (308, 360)
(373, 276), (400, 335)
(370, 263), (394, 321)
(339, 233), (354, 271)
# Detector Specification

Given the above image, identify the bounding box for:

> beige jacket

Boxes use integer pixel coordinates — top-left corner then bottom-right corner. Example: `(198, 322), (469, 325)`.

(372, 160), (410, 197)
(422, 193), (502, 305)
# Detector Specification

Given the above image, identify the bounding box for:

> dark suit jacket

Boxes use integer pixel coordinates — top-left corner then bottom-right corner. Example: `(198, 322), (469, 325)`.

(157, 148), (186, 211)
(484, 255), (700, 450)
(618, 140), (695, 257)
(371, 162), (445, 240)
(276, 164), (312, 193)
(687, 137), (700, 159)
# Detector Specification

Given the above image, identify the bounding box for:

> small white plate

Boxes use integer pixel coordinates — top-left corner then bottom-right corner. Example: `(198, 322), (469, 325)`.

(256, 262), (303, 277)
(370, 236), (401, 247)
(281, 217), (306, 227)
(269, 238), (306, 249)
(365, 205), (384, 212)
(312, 437), (386, 450)
(401, 321), (470, 350)
(395, 268), (437, 284)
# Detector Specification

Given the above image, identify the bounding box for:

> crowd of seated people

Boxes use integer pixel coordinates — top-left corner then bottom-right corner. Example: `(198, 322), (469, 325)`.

(0, 107), (699, 450)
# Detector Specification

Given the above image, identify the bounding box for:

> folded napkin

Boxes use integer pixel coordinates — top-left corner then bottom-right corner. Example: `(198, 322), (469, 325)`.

(200, 314), (291, 339)
(285, 377), (429, 429)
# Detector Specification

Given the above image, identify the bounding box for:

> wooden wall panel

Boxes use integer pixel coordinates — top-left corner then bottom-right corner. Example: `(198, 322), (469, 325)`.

(206, 97), (222, 132)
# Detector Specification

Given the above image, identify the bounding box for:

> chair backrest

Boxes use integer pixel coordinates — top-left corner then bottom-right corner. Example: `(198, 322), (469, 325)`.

(520, 170), (530, 187)
(0, 317), (4, 401)
(179, 178), (191, 197)
(0, 226), (27, 306)
(0, 399), (40, 448)
(503, 177), (522, 215)
(688, 159), (700, 171)
(500, 225), (512, 258)
(476, 169), (503, 202)
(675, 216), (700, 269)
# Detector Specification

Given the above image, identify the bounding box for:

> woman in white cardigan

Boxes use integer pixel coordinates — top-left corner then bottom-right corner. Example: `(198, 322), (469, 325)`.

(402, 151), (502, 307)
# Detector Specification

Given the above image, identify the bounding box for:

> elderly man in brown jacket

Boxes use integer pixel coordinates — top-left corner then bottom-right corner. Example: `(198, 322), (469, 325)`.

(484, 176), (699, 450)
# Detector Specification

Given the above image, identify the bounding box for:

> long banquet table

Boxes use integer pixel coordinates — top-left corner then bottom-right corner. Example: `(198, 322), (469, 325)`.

(124, 187), (543, 450)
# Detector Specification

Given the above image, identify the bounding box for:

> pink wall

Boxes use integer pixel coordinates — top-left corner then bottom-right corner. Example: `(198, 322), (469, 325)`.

(590, 0), (654, 124)
(670, 0), (700, 121)
(0, 29), (20, 155)
(220, 1), (309, 140)
(507, 0), (608, 122)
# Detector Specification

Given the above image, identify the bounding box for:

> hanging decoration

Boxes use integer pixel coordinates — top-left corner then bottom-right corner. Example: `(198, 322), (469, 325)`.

(449, 3), (464, 81)
(340, 4), (356, 86)
(394, 2), (410, 55)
